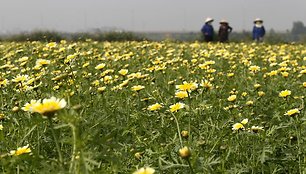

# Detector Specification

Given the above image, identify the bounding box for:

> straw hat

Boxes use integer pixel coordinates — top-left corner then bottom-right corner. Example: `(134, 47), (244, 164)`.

(220, 19), (228, 24)
(254, 18), (263, 23)
(205, 17), (214, 23)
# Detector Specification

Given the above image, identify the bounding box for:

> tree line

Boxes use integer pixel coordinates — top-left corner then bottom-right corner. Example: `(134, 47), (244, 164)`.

(0, 21), (305, 43)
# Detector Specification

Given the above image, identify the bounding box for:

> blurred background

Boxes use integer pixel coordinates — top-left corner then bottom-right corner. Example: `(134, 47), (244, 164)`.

(0, 0), (306, 42)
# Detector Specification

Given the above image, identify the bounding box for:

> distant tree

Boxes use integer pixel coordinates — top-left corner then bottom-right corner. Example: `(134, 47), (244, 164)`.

(265, 28), (291, 43)
(291, 21), (306, 35)
(269, 28), (276, 35)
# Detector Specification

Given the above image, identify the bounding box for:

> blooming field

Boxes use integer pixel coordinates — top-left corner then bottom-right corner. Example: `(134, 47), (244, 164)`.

(0, 41), (305, 173)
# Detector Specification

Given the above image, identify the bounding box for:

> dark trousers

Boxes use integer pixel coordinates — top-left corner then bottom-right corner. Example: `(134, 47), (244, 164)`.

(204, 35), (213, 42)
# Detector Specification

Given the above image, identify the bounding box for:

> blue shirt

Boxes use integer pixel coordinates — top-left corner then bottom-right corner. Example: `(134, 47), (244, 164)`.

(201, 24), (214, 37)
(252, 26), (265, 40)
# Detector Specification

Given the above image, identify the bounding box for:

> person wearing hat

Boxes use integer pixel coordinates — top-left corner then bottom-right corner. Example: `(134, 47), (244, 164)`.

(218, 20), (233, 42)
(201, 17), (215, 42)
(252, 18), (265, 42)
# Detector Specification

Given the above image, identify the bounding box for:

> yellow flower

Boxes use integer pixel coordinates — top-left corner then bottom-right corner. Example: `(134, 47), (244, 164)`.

(169, 102), (185, 113)
(103, 75), (112, 82)
(281, 72), (289, 77)
(118, 69), (128, 76)
(12, 74), (28, 83)
(254, 83), (261, 89)
(200, 80), (213, 90)
(198, 61), (213, 69)
(205, 60), (216, 65)
(133, 167), (155, 174)
(12, 106), (19, 112)
(95, 63), (106, 70)
(279, 61), (288, 67)
(181, 130), (189, 138)
(227, 95), (237, 102)
(91, 80), (100, 86)
(82, 62), (90, 68)
(199, 63), (208, 69)
(17, 56), (29, 62)
(97, 86), (106, 92)
(0, 79), (9, 87)
(270, 62), (277, 67)
(0, 113), (5, 120)
(0, 124), (3, 130)
(246, 100), (254, 106)
(148, 103), (162, 111)
(241, 118), (248, 125)
(168, 80), (176, 85)
(24, 97), (66, 116)
(134, 152), (142, 160)
(131, 85), (145, 91)
(249, 65), (260, 73)
(227, 73), (234, 77)
(64, 54), (76, 63)
(22, 99), (41, 112)
(241, 92), (248, 97)
(250, 126), (264, 133)
(36, 59), (51, 67)
(46, 42), (57, 48)
(303, 82), (306, 88)
(176, 81), (198, 92)
(53, 85), (60, 90)
(267, 70), (278, 76)
(191, 59), (197, 63)
(207, 68), (216, 73)
(258, 91), (265, 97)
(179, 146), (191, 159)
(34, 97), (66, 115)
(119, 80), (129, 87)
(175, 90), (188, 99)
(284, 108), (300, 116)
(279, 90), (291, 98)
(10, 144), (31, 156)
(232, 123), (244, 131)
(300, 69), (306, 74)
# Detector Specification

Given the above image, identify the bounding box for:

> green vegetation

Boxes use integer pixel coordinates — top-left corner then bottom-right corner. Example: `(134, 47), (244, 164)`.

(0, 41), (305, 173)
(0, 30), (146, 42)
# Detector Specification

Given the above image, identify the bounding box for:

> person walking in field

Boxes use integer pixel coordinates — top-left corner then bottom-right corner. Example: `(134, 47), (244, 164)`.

(201, 17), (214, 42)
(252, 18), (265, 42)
(218, 19), (233, 42)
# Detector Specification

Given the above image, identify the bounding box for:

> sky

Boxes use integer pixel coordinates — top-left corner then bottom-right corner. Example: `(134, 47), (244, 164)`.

(0, 0), (305, 33)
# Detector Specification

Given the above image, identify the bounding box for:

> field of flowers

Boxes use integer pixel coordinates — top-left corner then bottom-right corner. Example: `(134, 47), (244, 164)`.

(0, 40), (305, 173)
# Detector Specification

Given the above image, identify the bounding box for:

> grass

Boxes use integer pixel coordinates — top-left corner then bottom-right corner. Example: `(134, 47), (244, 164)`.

(0, 40), (305, 173)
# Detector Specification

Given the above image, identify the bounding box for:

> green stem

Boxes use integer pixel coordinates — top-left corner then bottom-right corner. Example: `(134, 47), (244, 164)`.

(17, 165), (20, 174)
(170, 112), (183, 147)
(48, 118), (63, 166)
(69, 123), (77, 173)
(187, 92), (192, 144)
(294, 117), (302, 174)
(187, 158), (195, 174)
(157, 112), (164, 128)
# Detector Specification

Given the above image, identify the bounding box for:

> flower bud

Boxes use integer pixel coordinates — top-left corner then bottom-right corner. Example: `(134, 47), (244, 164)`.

(181, 130), (189, 138)
(179, 146), (191, 159)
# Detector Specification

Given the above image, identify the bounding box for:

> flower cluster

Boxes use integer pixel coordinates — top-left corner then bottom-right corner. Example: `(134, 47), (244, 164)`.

(232, 118), (264, 133)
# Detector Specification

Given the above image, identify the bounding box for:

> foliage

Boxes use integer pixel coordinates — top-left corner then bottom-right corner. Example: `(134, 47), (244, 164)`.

(71, 31), (146, 42)
(1, 30), (146, 42)
(0, 41), (305, 173)
(291, 21), (306, 35)
(1, 29), (306, 44)
(3, 30), (64, 42)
